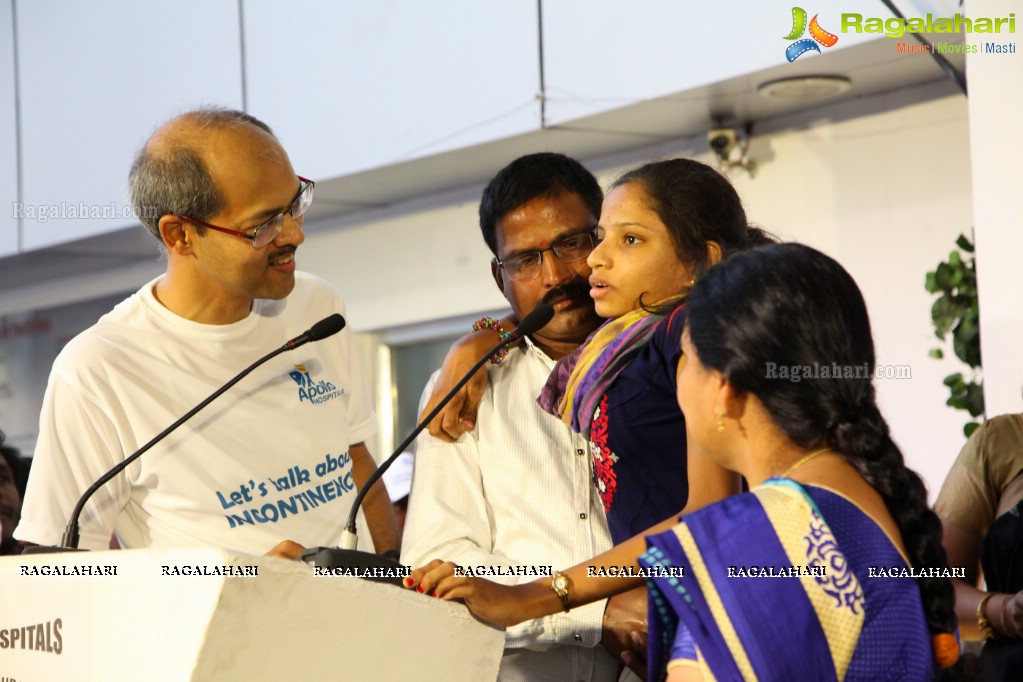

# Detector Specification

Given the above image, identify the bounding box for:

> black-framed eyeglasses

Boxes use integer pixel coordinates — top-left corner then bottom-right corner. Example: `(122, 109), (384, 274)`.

(495, 227), (598, 281)
(181, 176), (315, 249)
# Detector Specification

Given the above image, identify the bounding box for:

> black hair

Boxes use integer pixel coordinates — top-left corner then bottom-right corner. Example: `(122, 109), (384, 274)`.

(478, 152), (602, 256)
(608, 158), (773, 313)
(684, 242), (957, 645)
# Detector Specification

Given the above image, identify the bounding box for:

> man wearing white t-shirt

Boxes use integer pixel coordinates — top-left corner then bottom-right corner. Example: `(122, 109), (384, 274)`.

(16, 108), (399, 558)
(402, 154), (645, 681)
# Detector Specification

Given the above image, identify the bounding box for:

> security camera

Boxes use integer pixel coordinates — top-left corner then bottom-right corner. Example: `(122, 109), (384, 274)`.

(708, 128), (738, 160)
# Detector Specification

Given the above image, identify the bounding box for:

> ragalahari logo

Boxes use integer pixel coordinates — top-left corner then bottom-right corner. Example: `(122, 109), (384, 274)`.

(784, 7), (839, 61)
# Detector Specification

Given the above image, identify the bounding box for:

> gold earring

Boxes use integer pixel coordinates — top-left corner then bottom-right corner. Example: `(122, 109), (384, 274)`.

(716, 409), (725, 433)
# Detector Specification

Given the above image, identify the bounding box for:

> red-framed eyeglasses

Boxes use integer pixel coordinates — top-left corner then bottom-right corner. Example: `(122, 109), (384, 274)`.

(180, 176), (314, 248)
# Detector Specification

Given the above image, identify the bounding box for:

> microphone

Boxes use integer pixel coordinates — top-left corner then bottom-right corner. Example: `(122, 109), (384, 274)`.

(23, 314), (346, 554)
(299, 302), (555, 582)
(286, 313), (345, 349)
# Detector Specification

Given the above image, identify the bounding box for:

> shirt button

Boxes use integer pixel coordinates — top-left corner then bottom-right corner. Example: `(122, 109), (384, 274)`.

(573, 633), (582, 642)
(576, 448), (585, 456)
(579, 513), (588, 520)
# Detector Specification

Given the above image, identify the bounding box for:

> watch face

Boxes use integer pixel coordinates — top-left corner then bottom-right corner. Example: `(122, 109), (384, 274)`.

(553, 574), (569, 591)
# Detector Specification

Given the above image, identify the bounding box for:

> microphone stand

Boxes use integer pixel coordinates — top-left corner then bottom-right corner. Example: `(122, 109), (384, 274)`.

(299, 303), (554, 585)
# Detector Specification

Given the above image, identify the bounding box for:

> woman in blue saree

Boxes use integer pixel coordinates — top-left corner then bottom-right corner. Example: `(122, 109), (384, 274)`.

(408, 243), (959, 680)
(640, 472), (938, 679)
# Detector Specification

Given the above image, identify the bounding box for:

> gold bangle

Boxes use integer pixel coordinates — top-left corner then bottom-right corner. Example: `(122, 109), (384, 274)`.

(978, 592), (997, 640)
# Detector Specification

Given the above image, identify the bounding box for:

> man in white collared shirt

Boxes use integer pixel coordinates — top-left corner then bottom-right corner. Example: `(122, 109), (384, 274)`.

(402, 154), (644, 682)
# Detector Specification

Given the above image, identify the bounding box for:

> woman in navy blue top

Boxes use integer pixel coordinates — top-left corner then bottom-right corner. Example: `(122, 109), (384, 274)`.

(585, 306), (689, 542)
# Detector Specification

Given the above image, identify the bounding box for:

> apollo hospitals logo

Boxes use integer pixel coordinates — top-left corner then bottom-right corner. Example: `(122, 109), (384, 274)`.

(289, 364), (342, 405)
(784, 7), (839, 61)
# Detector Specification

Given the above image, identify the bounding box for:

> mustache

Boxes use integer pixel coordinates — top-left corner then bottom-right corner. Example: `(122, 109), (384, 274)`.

(268, 245), (297, 263)
(542, 281), (591, 305)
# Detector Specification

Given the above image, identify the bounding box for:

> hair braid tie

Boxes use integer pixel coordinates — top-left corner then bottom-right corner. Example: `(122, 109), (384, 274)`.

(931, 632), (959, 668)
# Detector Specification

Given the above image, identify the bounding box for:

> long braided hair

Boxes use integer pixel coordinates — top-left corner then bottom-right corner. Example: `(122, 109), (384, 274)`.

(684, 242), (957, 663)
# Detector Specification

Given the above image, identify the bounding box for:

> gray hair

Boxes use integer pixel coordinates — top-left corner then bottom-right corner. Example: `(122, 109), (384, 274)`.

(128, 107), (275, 242)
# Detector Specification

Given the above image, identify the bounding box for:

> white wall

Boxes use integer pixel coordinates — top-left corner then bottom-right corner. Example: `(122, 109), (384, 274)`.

(15, 0), (243, 250)
(298, 186), (505, 329)
(965, 0), (1023, 416)
(0, 0), (17, 257)
(242, 1), (542, 179)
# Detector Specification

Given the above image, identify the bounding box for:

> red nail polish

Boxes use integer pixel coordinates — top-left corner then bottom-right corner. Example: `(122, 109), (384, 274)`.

(403, 577), (413, 587)
(417, 585), (424, 593)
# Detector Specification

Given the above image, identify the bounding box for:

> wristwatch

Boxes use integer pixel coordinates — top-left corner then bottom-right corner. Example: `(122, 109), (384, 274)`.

(551, 571), (572, 612)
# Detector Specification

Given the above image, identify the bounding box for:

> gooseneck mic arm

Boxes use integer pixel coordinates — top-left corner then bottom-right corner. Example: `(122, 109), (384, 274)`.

(57, 314), (346, 550)
(338, 302), (555, 551)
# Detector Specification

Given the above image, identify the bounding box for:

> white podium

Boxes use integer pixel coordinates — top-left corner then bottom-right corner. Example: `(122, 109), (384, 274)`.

(0, 548), (503, 681)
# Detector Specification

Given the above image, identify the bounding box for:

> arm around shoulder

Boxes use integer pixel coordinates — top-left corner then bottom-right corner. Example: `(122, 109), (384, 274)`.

(420, 315), (521, 442)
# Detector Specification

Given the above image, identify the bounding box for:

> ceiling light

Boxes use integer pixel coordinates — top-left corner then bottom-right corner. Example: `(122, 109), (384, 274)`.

(757, 76), (852, 101)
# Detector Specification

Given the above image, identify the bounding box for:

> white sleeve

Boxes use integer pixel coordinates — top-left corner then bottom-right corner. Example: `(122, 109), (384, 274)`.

(400, 376), (607, 650)
(333, 297), (377, 447)
(16, 369), (130, 550)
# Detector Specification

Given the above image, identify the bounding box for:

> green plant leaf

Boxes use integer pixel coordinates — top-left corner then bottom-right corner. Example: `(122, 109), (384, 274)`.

(931, 298), (959, 338)
(953, 319), (982, 367)
(956, 233), (974, 253)
(934, 263), (955, 290)
(964, 382), (985, 417)
(927, 233), (982, 423)
(964, 421), (980, 437)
